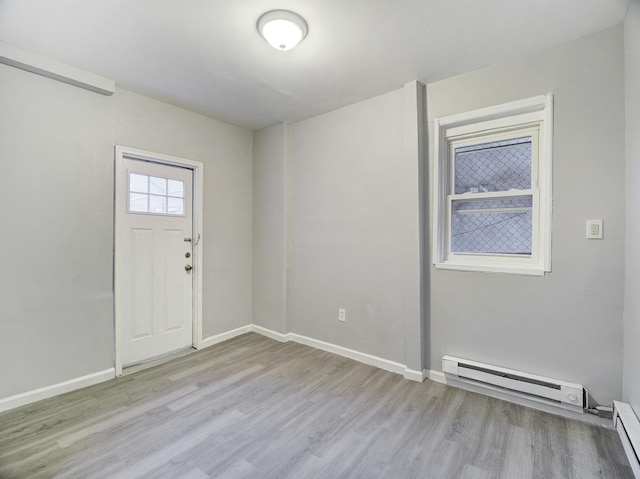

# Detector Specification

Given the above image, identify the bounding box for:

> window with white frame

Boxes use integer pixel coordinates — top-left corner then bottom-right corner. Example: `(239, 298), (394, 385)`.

(128, 173), (185, 216)
(432, 94), (553, 276)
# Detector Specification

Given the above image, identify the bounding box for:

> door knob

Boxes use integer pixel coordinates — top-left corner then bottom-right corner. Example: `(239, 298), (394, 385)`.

(185, 264), (193, 272)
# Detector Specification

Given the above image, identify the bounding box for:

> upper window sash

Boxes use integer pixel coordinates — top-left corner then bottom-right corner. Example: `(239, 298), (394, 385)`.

(447, 128), (540, 195)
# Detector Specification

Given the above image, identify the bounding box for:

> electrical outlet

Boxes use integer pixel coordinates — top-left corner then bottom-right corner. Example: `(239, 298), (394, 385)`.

(338, 309), (346, 322)
(586, 219), (603, 239)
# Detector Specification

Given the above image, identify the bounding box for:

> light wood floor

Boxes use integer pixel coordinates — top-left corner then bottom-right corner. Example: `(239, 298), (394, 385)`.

(0, 333), (633, 478)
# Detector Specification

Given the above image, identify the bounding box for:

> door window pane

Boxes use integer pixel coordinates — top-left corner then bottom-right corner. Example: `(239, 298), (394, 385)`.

(149, 176), (167, 195)
(129, 193), (148, 212)
(149, 195), (167, 214)
(128, 173), (185, 216)
(168, 180), (184, 198)
(167, 197), (184, 215)
(130, 174), (148, 193)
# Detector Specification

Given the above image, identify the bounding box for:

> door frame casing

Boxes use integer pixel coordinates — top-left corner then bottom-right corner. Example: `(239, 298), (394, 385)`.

(114, 145), (204, 376)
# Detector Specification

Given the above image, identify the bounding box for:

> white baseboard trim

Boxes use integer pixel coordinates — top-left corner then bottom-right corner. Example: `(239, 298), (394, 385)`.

(425, 369), (446, 384)
(250, 325), (290, 342)
(202, 326), (411, 382)
(0, 368), (115, 413)
(249, 325), (412, 378)
(403, 368), (426, 382)
(199, 325), (252, 349)
(288, 332), (406, 376)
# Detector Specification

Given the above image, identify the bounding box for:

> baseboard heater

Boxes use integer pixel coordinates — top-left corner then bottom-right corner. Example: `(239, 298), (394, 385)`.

(613, 401), (640, 478)
(442, 355), (584, 414)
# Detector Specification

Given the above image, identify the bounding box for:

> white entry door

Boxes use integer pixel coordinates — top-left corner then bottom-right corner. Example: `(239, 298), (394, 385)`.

(119, 158), (194, 366)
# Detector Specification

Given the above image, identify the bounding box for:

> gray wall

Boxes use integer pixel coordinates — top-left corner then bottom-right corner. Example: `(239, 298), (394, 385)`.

(0, 63), (115, 398)
(288, 88), (423, 365)
(0, 64), (253, 399)
(427, 26), (626, 404)
(624, 0), (640, 413)
(252, 123), (288, 334)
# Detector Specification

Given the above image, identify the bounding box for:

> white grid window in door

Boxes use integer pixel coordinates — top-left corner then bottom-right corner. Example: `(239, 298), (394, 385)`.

(128, 173), (185, 216)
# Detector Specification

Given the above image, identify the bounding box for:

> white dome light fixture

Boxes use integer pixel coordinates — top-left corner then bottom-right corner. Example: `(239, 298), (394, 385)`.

(257, 10), (308, 51)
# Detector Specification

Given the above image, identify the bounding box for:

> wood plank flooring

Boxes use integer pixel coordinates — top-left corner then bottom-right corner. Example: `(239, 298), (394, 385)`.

(0, 333), (633, 478)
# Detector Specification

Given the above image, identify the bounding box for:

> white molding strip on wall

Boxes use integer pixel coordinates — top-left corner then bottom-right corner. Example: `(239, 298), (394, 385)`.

(201, 324), (416, 379)
(199, 325), (253, 349)
(425, 369), (446, 384)
(251, 325), (290, 342)
(0, 42), (115, 95)
(0, 368), (115, 414)
(403, 368), (427, 382)
(288, 332), (407, 376)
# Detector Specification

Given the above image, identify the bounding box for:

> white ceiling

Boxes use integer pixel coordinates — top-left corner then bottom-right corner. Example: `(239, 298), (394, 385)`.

(0, 0), (631, 130)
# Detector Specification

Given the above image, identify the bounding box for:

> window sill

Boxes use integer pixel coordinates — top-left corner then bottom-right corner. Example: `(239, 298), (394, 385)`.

(434, 262), (547, 277)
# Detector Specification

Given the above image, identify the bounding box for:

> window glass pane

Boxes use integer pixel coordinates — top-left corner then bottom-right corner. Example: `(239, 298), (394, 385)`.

(454, 137), (531, 194)
(128, 172), (187, 216)
(149, 176), (167, 195)
(149, 195), (166, 213)
(129, 193), (148, 212)
(168, 179), (184, 198)
(129, 174), (148, 193)
(167, 197), (184, 215)
(451, 197), (532, 254)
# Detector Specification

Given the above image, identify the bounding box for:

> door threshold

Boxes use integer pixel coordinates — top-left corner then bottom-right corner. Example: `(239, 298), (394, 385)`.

(122, 347), (196, 375)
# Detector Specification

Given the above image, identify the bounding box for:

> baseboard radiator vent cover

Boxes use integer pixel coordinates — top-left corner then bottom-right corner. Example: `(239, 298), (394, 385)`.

(614, 401), (640, 478)
(442, 355), (584, 413)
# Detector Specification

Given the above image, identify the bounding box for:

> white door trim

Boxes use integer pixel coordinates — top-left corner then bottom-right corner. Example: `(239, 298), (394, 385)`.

(114, 145), (204, 376)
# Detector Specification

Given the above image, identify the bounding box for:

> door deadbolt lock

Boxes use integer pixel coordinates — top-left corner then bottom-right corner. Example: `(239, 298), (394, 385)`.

(185, 252), (191, 258)
(185, 264), (193, 272)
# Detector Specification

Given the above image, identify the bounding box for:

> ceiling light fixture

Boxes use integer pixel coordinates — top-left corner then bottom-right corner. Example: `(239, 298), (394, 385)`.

(257, 10), (308, 51)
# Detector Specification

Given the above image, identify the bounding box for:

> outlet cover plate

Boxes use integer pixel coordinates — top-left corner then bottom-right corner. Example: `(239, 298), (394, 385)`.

(586, 219), (603, 239)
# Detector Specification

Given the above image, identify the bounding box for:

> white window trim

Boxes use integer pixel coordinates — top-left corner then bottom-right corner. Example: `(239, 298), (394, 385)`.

(432, 94), (553, 276)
